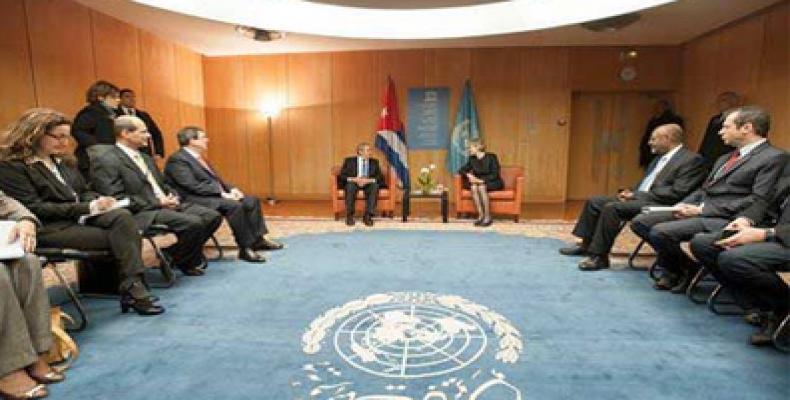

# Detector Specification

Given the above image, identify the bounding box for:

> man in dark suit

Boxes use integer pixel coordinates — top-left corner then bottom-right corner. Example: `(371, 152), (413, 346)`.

(73, 80), (121, 178)
(690, 164), (789, 346)
(631, 106), (787, 292)
(560, 124), (707, 270)
(697, 91), (741, 168)
(117, 88), (165, 161)
(338, 143), (386, 227)
(164, 126), (282, 263)
(91, 116), (222, 276)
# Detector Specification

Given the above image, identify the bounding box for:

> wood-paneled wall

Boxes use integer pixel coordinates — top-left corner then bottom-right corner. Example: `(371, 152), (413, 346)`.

(0, 0), (205, 157)
(679, 1), (789, 151)
(204, 46), (682, 201)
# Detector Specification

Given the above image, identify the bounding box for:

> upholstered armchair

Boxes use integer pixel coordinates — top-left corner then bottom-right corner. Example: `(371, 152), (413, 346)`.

(453, 166), (524, 222)
(330, 166), (397, 220)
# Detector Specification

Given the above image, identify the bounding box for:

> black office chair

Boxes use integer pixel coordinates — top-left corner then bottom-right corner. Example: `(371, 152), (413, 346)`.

(141, 224), (176, 287)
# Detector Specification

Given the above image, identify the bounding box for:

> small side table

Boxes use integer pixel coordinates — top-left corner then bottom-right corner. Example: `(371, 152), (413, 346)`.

(402, 189), (449, 223)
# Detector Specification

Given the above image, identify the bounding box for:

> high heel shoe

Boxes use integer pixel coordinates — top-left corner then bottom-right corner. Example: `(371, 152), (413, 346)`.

(0, 384), (48, 399)
(479, 219), (493, 227)
(120, 293), (165, 316)
(28, 371), (64, 385)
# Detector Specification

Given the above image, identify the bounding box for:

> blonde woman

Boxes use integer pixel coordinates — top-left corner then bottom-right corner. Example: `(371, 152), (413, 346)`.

(458, 140), (503, 227)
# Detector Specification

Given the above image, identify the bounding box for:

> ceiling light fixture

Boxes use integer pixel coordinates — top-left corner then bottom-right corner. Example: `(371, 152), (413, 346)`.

(234, 25), (285, 41)
(581, 12), (641, 32)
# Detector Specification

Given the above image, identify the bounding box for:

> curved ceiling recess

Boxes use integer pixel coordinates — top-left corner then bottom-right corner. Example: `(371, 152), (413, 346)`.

(131, 0), (675, 39)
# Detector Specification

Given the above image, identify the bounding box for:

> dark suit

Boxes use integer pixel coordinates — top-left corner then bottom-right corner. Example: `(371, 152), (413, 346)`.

(697, 113), (736, 168)
(73, 102), (117, 178)
(0, 158), (146, 290)
(116, 107), (165, 158)
(574, 147), (706, 256)
(631, 141), (787, 278)
(690, 163), (790, 315)
(338, 156), (386, 217)
(164, 148), (269, 248)
(91, 146), (222, 269)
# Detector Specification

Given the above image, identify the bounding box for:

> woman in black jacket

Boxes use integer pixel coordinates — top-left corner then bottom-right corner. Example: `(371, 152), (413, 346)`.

(0, 108), (163, 316)
(458, 140), (503, 227)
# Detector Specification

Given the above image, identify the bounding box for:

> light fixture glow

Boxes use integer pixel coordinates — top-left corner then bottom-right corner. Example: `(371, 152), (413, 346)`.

(132, 0), (675, 40)
(259, 100), (282, 118)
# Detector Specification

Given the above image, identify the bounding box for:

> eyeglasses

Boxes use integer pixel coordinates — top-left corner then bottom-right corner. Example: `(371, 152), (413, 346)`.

(45, 133), (71, 141)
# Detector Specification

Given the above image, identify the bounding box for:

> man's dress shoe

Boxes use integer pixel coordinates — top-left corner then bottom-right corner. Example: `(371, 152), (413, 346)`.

(559, 245), (588, 256)
(578, 255), (610, 271)
(253, 238), (284, 251)
(345, 215), (355, 226)
(238, 248), (266, 263)
(363, 215), (374, 227)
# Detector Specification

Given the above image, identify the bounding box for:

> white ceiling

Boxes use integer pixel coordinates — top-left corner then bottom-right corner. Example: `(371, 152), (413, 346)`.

(75, 0), (783, 56)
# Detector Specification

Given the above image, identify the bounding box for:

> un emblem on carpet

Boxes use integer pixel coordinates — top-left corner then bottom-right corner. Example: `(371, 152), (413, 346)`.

(294, 292), (523, 399)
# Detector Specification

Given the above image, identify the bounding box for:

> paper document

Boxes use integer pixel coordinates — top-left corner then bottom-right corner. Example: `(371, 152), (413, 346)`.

(641, 205), (683, 214)
(0, 221), (25, 260)
(78, 198), (131, 224)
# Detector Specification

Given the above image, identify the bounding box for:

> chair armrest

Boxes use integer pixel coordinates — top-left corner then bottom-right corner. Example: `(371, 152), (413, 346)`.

(453, 174), (463, 204)
(514, 175), (525, 202)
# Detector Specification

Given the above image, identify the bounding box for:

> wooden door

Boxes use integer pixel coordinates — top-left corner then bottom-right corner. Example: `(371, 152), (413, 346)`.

(568, 92), (675, 200)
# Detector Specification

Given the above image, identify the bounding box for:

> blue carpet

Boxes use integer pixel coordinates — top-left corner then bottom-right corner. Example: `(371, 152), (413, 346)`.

(52, 231), (788, 399)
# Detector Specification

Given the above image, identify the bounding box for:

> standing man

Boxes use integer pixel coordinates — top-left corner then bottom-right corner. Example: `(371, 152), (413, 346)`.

(164, 126), (282, 264)
(91, 116), (222, 276)
(631, 106), (787, 292)
(697, 91), (741, 168)
(338, 143), (386, 227)
(638, 99), (685, 170)
(117, 88), (165, 161)
(73, 80), (121, 178)
(560, 124), (707, 270)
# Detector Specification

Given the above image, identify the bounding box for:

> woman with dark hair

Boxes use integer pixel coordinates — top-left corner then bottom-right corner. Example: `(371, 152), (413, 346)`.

(72, 80), (121, 178)
(0, 108), (164, 316)
(458, 140), (503, 227)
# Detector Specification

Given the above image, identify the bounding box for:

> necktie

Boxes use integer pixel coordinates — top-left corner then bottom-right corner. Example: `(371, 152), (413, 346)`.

(362, 159), (369, 177)
(132, 153), (166, 198)
(196, 155), (224, 192)
(637, 156), (667, 192)
(715, 151), (741, 179)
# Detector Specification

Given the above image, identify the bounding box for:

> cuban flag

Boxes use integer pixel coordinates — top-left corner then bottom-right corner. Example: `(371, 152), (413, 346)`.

(375, 77), (410, 189)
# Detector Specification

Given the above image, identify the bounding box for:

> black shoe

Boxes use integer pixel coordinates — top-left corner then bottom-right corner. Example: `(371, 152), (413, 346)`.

(559, 244), (588, 256)
(253, 238), (284, 251)
(670, 274), (691, 294)
(179, 266), (205, 276)
(363, 215), (374, 227)
(750, 315), (778, 346)
(744, 311), (763, 326)
(479, 219), (493, 227)
(120, 285), (165, 316)
(473, 219), (484, 226)
(238, 248), (266, 263)
(345, 215), (355, 226)
(653, 275), (676, 291)
(578, 255), (610, 271)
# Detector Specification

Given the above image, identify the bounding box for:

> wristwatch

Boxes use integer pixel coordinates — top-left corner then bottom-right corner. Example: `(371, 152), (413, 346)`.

(765, 228), (777, 242)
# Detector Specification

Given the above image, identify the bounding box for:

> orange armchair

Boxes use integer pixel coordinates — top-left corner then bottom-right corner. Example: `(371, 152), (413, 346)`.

(454, 166), (524, 222)
(330, 166), (397, 220)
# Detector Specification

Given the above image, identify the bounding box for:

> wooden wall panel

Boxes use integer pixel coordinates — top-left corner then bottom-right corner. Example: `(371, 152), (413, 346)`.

(174, 45), (206, 155)
(204, 57), (248, 190)
(331, 52), (380, 165)
(521, 48), (571, 202)
(0, 0), (35, 127)
(139, 31), (179, 159)
(26, 0), (95, 116)
(242, 55), (287, 197)
(569, 47), (681, 92)
(679, 2), (788, 153)
(90, 11), (143, 97)
(287, 53), (333, 196)
(472, 48), (522, 167)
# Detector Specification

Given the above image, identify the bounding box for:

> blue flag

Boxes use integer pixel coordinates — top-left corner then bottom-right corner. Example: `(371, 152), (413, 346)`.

(447, 79), (480, 174)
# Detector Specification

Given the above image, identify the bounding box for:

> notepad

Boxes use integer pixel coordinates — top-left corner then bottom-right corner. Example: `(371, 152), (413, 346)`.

(78, 198), (131, 224)
(0, 221), (25, 260)
(641, 205), (683, 214)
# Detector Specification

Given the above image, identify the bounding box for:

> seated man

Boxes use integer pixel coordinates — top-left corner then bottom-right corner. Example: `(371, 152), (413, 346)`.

(164, 126), (282, 264)
(560, 124), (707, 270)
(0, 191), (61, 399)
(690, 168), (789, 346)
(631, 106), (787, 292)
(91, 116), (222, 276)
(338, 143), (386, 227)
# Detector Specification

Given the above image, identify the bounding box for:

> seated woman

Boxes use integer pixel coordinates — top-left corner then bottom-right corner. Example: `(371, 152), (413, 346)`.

(0, 192), (61, 399)
(458, 140), (504, 227)
(0, 108), (163, 316)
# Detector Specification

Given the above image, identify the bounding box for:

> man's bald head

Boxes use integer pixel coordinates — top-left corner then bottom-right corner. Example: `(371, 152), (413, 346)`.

(114, 115), (150, 149)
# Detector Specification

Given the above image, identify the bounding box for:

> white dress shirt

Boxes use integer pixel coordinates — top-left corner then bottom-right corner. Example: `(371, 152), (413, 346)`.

(638, 144), (683, 192)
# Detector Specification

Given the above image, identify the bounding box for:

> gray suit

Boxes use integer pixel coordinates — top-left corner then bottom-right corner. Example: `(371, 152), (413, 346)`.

(0, 192), (51, 378)
(91, 146), (222, 269)
(631, 141), (787, 277)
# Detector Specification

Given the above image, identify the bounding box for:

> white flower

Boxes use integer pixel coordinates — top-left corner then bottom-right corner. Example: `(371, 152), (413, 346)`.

(429, 164), (436, 170)
(420, 167), (430, 174)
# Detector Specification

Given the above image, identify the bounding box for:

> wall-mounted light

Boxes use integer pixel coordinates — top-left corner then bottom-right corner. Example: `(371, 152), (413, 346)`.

(259, 100), (282, 118)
